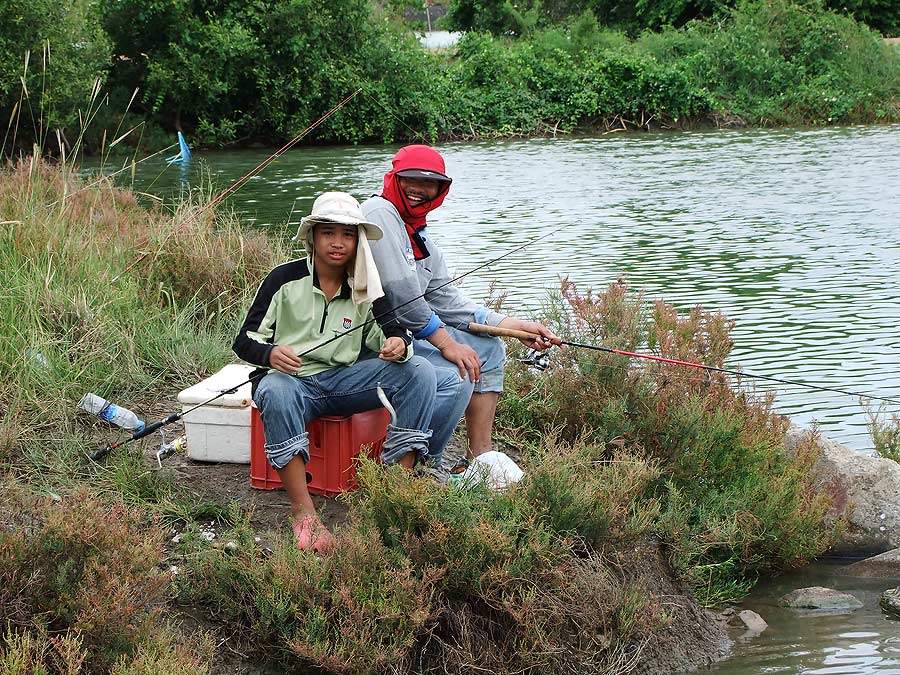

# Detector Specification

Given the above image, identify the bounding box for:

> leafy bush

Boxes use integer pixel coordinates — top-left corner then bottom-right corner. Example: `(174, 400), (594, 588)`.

(867, 406), (900, 464)
(496, 278), (836, 602)
(0, 0), (110, 155)
(177, 458), (670, 673)
(445, 0), (900, 34)
(0, 484), (168, 671)
(675, 0), (900, 124)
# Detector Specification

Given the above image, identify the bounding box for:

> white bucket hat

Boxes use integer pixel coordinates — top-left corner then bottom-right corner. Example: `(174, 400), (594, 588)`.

(293, 192), (383, 244)
(292, 192), (385, 306)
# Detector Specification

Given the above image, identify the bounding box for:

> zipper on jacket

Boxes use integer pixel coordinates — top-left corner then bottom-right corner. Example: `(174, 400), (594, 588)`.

(319, 300), (329, 333)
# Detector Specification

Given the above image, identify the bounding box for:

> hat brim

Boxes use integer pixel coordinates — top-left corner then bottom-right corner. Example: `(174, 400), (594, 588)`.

(292, 215), (384, 243)
(396, 168), (452, 183)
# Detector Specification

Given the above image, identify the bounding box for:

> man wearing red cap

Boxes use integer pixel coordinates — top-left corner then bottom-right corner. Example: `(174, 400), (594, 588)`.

(361, 145), (556, 471)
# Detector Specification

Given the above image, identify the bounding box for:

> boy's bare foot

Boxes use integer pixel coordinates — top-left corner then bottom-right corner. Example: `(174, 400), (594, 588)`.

(293, 515), (335, 554)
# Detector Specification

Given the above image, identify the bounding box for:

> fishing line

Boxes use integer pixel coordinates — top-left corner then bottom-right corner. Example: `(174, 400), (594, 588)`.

(357, 86), (430, 144)
(87, 222), (576, 460)
(113, 89), (363, 281)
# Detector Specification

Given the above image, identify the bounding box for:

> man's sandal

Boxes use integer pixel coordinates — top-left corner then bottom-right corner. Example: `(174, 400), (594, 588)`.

(449, 456), (470, 475)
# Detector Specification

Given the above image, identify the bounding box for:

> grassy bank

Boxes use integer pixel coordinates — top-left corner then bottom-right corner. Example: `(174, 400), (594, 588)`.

(0, 161), (836, 673)
(3, 0), (899, 153)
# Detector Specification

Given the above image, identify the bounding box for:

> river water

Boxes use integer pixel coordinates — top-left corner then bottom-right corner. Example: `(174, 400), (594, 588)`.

(105, 124), (900, 454)
(679, 561), (900, 675)
(94, 125), (900, 673)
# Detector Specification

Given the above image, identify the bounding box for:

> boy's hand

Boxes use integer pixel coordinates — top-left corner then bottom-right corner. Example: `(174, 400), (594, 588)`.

(379, 337), (407, 362)
(270, 345), (303, 374)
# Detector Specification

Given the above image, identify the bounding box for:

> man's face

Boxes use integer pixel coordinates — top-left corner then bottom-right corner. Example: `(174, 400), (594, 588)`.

(313, 222), (358, 271)
(398, 176), (442, 206)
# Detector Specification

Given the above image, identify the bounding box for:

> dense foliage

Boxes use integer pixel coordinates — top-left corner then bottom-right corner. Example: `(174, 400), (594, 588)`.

(0, 0), (897, 153)
(445, 0), (900, 35)
(0, 0), (109, 151)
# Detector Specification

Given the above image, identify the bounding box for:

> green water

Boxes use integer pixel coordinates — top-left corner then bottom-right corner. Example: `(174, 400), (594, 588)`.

(680, 561), (900, 675)
(90, 125), (900, 673)
(93, 125), (900, 453)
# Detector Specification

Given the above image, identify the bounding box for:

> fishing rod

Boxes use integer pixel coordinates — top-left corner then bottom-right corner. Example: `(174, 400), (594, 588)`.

(112, 89), (363, 282)
(469, 323), (900, 405)
(88, 223), (574, 461)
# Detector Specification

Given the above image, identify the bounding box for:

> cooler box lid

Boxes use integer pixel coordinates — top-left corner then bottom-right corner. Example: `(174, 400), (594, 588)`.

(177, 364), (255, 408)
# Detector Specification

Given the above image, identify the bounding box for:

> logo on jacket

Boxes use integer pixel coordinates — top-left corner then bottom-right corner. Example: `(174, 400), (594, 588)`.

(343, 317), (352, 330)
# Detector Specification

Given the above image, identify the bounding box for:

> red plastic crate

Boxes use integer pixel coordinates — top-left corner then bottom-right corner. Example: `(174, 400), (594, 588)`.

(250, 405), (390, 496)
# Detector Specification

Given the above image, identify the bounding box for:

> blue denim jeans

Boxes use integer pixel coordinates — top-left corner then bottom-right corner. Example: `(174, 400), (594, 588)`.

(414, 327), (506, 460)
(253, 355), (436, 469)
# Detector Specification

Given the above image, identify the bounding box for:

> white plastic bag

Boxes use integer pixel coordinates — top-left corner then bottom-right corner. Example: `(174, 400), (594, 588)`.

(449, 450), (524, 491)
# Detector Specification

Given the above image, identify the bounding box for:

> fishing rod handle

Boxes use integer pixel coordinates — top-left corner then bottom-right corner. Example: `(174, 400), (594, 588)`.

(468, 323), (561, 345)
(132, 413), (182, 441)
(89, 413), (182, 462)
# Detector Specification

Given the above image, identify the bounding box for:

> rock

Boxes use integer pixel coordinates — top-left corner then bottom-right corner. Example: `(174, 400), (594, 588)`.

(880, 588), (900, 618)
(784, 425), (900, 556)
(779, 586), (863, 611)
(835, 547), (900, 579)
(732, 609), (768, 633)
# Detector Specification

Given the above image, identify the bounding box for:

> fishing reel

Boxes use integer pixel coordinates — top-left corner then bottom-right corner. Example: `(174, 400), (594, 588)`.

(519, 348), (551, 372)
(155, 428), (187, 468)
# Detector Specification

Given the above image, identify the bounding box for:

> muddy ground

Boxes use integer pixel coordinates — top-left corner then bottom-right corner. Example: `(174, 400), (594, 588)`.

(139, 404), (731, 675)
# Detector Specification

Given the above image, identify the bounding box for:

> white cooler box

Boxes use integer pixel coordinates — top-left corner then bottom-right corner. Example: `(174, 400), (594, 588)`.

(177, 364), (255, 463)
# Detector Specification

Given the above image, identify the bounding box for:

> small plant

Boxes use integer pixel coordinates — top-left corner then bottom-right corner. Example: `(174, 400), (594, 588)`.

(497, 277), (836, 604)
(867, 405), (900, 463)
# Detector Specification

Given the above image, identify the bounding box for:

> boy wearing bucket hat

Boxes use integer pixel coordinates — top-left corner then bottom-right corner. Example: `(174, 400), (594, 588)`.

(361, 145), (557, 469)
(233, 192), (437, 553)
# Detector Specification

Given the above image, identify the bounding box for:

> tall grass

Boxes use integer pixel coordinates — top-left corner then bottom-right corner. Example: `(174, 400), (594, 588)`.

(0, 158), (286, 477)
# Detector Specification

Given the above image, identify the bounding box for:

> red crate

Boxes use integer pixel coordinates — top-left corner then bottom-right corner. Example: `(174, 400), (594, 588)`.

(250, 405), (390, 496)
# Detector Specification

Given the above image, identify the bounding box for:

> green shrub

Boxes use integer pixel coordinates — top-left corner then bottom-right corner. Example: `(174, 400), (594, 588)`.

(680, 0), (900, 124)
(868, 406), (900, 463)
(177, 458), (670, 673)
(496, 277), (836, 602)
(0, 484), (167, 671)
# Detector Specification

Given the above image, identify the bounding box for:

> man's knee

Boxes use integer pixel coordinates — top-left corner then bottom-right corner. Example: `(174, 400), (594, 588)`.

(255, 372), (308, 414)
(474, 335), (505, 393)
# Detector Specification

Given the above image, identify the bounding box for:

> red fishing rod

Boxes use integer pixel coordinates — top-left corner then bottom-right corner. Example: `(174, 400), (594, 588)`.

(470, 323), (900, 405)
(113, 89), (362, 281)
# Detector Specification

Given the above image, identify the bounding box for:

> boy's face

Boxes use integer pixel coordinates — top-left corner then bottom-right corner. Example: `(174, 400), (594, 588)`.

(313, 222), (358, 272)
(398, 176), (442, 206)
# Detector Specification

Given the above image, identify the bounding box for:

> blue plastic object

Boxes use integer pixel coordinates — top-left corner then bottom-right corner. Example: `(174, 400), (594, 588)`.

(165, 131), (192, 164)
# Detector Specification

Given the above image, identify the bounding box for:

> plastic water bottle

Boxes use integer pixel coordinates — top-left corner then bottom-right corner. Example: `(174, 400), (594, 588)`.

(78, 393), (145, 432)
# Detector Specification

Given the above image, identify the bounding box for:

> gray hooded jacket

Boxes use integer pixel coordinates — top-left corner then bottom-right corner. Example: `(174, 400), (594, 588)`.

(360, 196), (506, 338)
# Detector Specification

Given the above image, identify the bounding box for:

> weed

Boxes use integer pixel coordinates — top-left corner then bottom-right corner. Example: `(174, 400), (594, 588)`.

(867, 405), (900, 463)
(497, 278), (836, 603)
(0, 482), (169, 672)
